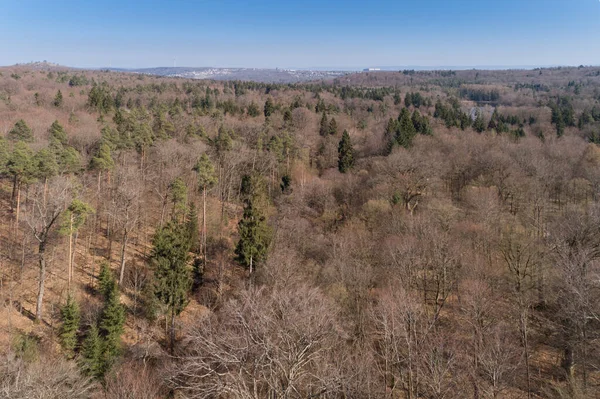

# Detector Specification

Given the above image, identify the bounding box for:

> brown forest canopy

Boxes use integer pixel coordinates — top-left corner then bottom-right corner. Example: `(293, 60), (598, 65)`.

(0, 65), (599, 398)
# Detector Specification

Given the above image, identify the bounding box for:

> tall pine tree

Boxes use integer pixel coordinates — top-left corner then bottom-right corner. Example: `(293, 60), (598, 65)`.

(150, 221), (192, 353)
(328, 118), (338, 135)
(396, 108), (416, 148)
(338, 130), (355, 173)
(235, 183), (272, 274)
(80, 325), (103, 379)
(8, 120), (33, 142)
(59, 295), (80, 358)
(319, 112), (329, 136)
(99, 275), (125, 371)
(53, 90), (63, 107)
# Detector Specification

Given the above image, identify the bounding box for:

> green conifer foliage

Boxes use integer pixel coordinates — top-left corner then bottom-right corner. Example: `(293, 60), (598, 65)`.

(32, 148), (59, 181)
(264, 97), (275, 119)
(169, 177), (188, 222)
(185, 203), (200, 253)
(0, 138), (8, 176)
(49, 120), (68, 146)
(396, 108), (417, 148)
(319, 112), (329, 136)
(247, 102), (260, 117)
(59, 295), (81, 358)
(8, 120), (33, 142)
(235, 196), (272, 274)
(7, 141), (36, 192)
(80, 325), (103, 379)
(328, 118), (338, 135)
(338, 130), (355, 173)
(99, 277), (125, 368)
(53, 90), (63, 107)
(89, 142), (114, 172)
(150, 221), (192, 352)
(97, 261), (114, 298)
(473, 111), (486, 133)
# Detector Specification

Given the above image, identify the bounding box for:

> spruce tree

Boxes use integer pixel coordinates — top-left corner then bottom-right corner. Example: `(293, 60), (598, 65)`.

(150, 221), (192, 352)
(473, 111), (486, 133)
(8, 120), (33, 142)
(319, 112), (328, 136)
(49, 120), (68, 146)
(338, 130), (355, 173)
(556, 118), (565, 137)
(235, 196), (271, 274)
(169, 177), (188, 222)
(80, 325), (103, 379)
(185, 203), (200, 254)
(247, 101), (260, 117)
(280, 174), (291, 193)
(32, 148), (59, 182)
(264, 97), (274, 119)
(283, 108), (293, 126)
(54, 90), (63, 107)
(328, 118), (338, 135)
(99, 277), (125, 369)
(97, 261), (113, 298)
(57, 146), (81, 174)
(59, 295), (80, 358)
(396, 108), (417, 148)
(385, 118), (397, 138)
(89, 142), (114, 190)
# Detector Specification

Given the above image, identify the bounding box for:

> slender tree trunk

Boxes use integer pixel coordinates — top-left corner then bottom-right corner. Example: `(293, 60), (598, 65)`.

(15, 183), (21, 227)
(119, 230), (128, 285)
(170, 310), (176, 355)
(68, 214), (74, 291)
(160, 194), (167, 227)
(249, 255), (253, 275)
(43, 177), (48, 206)
(520, 309), (532, 399)
(11, 175), (18, 205)
(36, 242), (47, 321)
(203, 186), (207, 265)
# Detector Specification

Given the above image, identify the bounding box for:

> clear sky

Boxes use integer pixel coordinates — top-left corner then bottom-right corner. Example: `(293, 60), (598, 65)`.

(1, 0), (599, 69)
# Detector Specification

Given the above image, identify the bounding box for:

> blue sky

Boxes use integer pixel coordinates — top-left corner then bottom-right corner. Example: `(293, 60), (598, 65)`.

(1, 0), (599, 68)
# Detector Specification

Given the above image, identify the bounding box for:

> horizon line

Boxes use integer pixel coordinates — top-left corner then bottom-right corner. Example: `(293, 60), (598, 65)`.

(5, 61), (600, 72)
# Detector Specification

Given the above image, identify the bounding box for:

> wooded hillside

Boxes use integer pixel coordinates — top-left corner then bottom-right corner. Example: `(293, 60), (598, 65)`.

(0, 65), (599, 398)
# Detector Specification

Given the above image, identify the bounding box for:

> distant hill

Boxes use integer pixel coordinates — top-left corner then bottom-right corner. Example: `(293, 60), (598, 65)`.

(109, 66), (350, 83)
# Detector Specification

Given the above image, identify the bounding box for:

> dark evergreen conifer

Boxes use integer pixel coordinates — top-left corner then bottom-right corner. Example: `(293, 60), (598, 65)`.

(338, 130), (355, 173)
(150, 221), (192, 352)
(319, 112), (329, 136)
(59, 295), (80, 358)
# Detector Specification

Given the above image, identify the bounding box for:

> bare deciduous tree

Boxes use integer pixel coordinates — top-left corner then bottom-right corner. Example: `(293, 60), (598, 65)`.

(24, 176), (72, 320)
(172, 284), (339, 399)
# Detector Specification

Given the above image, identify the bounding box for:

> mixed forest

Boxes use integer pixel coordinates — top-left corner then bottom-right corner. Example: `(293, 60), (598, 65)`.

(0, 64), (600, 398)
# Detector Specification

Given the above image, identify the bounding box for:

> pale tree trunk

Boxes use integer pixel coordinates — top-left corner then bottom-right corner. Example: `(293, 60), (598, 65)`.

(36, 243), (47, 321)
(15, 183), (21, 228)
(203, 186), (207, 264)
(119, 229), (128, 286)
(520, 308), (532, 399)
(43, 177), (48, 206)
(170, 311), (176, 355)
(249, 255), (253, 275)
(68, 214), (74, 291)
